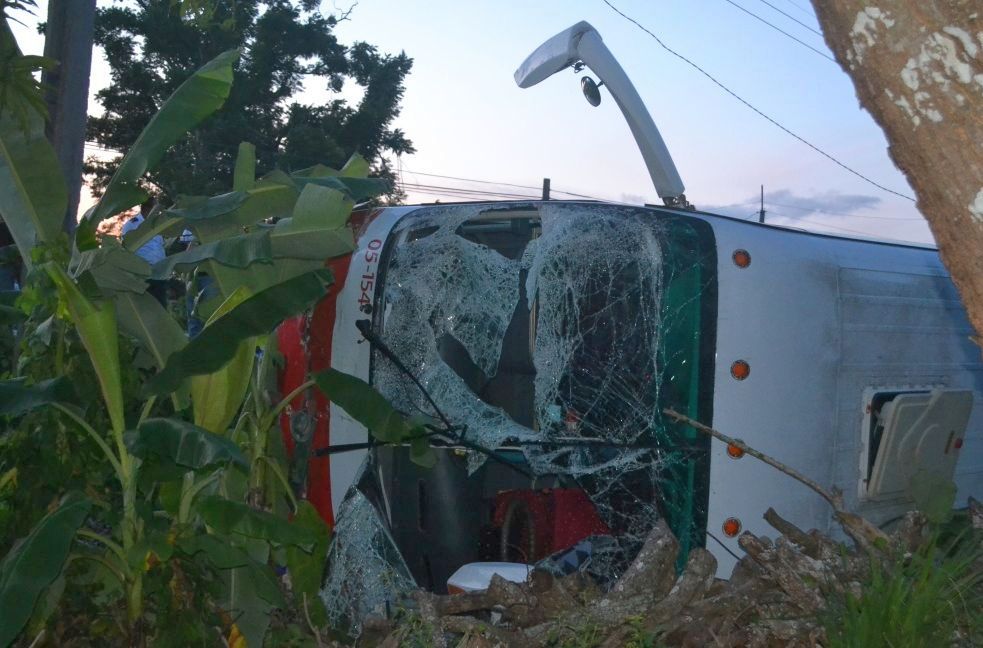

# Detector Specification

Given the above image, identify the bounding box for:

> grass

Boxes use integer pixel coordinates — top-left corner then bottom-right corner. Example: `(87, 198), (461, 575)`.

(823, 525), (983, 648)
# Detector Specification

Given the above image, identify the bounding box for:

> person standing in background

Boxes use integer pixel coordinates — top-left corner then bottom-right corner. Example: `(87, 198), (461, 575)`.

(121, 199), (168, 305)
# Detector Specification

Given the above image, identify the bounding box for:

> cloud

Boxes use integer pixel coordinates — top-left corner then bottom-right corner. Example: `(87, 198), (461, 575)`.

(620, 192), (647, 205)
(703, 189), (882, 220)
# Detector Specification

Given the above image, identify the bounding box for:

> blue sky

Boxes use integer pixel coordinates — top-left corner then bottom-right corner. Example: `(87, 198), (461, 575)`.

(12, 1), (932, 243)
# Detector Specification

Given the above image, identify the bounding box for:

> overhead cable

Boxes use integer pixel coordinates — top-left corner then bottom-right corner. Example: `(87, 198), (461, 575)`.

(779, 0), (815, 18)
(755, 0), (822, 36)
(600, 0), (916, 202)
(403, 169), (606, 201)
(721, 0), (833, 60)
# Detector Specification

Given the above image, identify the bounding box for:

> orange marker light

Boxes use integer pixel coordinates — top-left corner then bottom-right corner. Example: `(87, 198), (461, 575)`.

(730, 360), (751, 381)
(722, 517), (742, 538)
(732, 249), (751, 268)
(727, 443), (745, 459)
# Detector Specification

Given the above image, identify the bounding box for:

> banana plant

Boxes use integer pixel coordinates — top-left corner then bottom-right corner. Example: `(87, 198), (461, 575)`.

(0, 21), (66, 271)
(0, 15), (401, 644)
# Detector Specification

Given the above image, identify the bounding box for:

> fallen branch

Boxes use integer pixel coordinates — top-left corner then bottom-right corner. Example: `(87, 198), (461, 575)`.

(763, 507), (821, 558)
(663, 408), (840, 507)
(663, 408), (890, 550)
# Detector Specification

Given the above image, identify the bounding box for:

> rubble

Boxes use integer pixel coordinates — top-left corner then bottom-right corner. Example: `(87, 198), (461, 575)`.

(354, 507), (948, 647)
(349, 416), (983, 648)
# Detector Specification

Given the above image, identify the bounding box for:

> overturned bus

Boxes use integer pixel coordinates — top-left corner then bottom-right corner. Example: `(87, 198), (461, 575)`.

(275, 21), (982, 634)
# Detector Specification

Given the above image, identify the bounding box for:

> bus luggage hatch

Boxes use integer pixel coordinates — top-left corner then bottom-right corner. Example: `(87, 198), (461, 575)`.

(866, 389), (971, 499)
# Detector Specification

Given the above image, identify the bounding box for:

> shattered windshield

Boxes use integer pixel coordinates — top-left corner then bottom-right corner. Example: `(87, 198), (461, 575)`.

(325, 202), (716, 632)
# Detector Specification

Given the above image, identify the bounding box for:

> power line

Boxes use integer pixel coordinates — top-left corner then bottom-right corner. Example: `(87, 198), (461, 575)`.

(398, 182), (542, 201)
(599, 0), (916, 202)
(755, 0), (823, 36)
(403, 169), (606, 201)
(399, 185), (535, 200)
(720, 0), (834, 62)
(779, 0), (815, 17)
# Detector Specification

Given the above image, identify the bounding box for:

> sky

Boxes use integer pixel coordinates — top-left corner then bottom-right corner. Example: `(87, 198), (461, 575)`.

(11, 0), (934, 244)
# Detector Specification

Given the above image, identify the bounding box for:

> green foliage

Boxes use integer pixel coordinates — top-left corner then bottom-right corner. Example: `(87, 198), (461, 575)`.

(313, 368), (437, 467)
(121, 191), (248, 251)
(44, 263), (126, 435)
(313, 368), (412, 443)
(72, 238), (152, 295)
(0, 20), (401, 644)
(285, 501), (331, 615)
(0, 24), (65, 267)
(196, 496), (317, 550)
(150, 229), (272, 278)
(823, 527), (983, 648)
(88, 0), (414, 202)
(78, 48), (240, 249)
(125, 418), (248, 471)
(145, 268), (333, 395)
(0, 14), (53, 130)
(0, 492), (91, 647)
(0, 376), (74, 416)
(113, 290), (188, 373)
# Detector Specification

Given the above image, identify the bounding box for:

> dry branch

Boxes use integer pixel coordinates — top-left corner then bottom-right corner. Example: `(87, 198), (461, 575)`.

(663, 408), (891, 550)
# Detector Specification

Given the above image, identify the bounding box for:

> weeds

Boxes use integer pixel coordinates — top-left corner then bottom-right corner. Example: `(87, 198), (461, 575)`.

(823, 525), (983, 648)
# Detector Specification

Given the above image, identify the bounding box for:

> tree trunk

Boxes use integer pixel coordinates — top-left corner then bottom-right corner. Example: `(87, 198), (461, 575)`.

(811, 2), (983, 341)
(41, 0), (97, 234)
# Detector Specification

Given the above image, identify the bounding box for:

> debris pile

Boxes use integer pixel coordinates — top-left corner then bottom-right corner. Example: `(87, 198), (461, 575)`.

(341, 403), (983, 648)
(349, 498), (982, 648)
(311, 408), (981, 647)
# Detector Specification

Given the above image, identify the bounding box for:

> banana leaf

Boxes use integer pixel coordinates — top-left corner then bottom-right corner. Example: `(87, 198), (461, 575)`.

(114, 290), (190, 409)
(312, 368), (410, 444)
(72, 238), (151, 295)
(0, 377), (75, 417)
(190, 287), (255, 434)
(196, 496), (317, 550)
(151, 230), (272, 279)
(203, 183), (355, 298)
(292, 152), (371, 179)
(290, 175), (389, 203)
(0, 492), (91, 648)
(0, 27), (66, 267)
(124, 418), (248, 471)
(233, 142), (256, 192)
(45, 264), (125, 434)
(122, 191), (248, 252)
(77, 49), (240, 249)
(219, 558), (281, 648)
(114, 291), (187, 370)
(284, 502), (331, 604)
(339, 152), (371, 178)
(144, 268), (333, 395)
(268, 183), (355, 261)
(192, 181), (298, 246)
(177, 534), (251, 569)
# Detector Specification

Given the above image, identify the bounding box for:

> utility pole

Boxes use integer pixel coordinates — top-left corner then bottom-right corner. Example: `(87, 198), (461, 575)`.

(758, 184), (766, 223)
(41, 0), (97, 235)
(542, 177), (551, 201)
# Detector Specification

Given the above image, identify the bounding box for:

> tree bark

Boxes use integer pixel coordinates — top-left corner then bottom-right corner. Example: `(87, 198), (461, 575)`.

(811, 2), (983, 342)
(41, 0), (97, 234)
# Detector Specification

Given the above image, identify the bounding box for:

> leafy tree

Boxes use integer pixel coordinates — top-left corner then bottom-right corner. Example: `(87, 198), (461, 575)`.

(86, 0), (414, 201)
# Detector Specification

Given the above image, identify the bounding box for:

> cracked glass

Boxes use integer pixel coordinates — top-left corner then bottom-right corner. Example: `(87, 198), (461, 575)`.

(324, 202), (716, 634)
